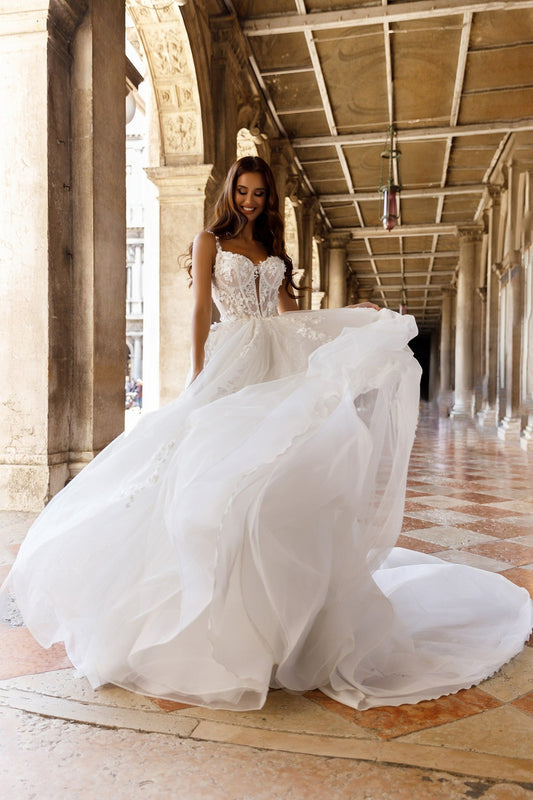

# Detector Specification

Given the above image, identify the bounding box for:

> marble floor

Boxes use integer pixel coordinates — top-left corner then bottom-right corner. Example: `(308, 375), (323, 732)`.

(1, 405), (532, 799)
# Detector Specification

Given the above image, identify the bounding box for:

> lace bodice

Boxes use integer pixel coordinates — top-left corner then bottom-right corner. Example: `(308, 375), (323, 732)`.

(212, 238), (286, 322)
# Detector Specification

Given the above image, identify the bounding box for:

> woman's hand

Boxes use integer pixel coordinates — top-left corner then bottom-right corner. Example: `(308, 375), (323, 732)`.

(347, 301), (381, 311)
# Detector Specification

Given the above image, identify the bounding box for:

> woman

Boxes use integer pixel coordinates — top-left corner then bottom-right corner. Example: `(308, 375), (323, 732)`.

(4, 157), (532, 711)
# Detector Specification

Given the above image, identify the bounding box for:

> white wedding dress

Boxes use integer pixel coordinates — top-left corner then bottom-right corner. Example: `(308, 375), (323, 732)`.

(4, 240), (532, 711)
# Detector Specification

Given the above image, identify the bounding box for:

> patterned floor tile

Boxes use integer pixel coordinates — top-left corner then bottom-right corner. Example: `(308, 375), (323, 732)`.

(450, 504), (522, 520)
(397, 526), (495, 549)
(447, 491), (514, 504)
(400, 516), (438, 533)
(511, 692), (533, 717)
(0, 624), (71, 680)
(461, 540), (533, 567)
(455, 518), (533, 539)
(499, 567), (533, 596)
(431, 550), (510, 572)
(395, 535), (443, 554)
(304, 688), (501, 740)
(402, 508), (484, 526)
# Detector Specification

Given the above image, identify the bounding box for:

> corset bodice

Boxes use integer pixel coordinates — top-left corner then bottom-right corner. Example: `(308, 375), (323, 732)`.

(211, 239), (286, 322)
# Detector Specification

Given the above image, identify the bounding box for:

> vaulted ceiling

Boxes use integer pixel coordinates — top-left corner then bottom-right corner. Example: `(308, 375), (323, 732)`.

(211, 0), (533, 329)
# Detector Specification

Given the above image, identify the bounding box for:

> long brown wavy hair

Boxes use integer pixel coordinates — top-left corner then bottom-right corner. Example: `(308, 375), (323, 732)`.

(186, 156), (299, 297)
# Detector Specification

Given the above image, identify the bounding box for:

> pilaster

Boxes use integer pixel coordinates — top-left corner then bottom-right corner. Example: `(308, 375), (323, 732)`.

(451, 225), (483, 418)
(146, 164), (214, 405)
(439, 286), (454, 415)
(0, 0), (89, 510)
(478, 186), (502, 427)
(498, 260), (524, 441)
(326, 233), (351, 308)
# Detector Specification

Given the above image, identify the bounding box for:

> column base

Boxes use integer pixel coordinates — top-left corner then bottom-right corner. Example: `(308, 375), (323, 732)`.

(477, 405), (499, 427)
(68, 450), (99, 481)
(438, 391), (454, 416)
(520, 425), (533, 452)
(497, 416), (522, 441)
(450, 395), (475, 418)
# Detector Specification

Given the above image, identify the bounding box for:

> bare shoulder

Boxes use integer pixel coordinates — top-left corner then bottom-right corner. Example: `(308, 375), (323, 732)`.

(192, 230), (217, 268)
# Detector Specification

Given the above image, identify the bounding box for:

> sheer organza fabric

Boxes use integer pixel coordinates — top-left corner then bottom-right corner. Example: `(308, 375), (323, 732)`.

(4, 248), (532, 711)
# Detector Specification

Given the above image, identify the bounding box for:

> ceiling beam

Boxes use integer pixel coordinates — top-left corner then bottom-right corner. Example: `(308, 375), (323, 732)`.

(243, 1), (533, 36)
(359, 284), (453, 291)
(292, 119), (533, 148)
(337, 223), (460, 238)
(321, 184), (487, 202)
(363, 271), (456, 278)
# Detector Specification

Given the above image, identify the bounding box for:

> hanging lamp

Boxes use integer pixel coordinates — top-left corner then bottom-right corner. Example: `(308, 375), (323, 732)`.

(379, 125), (402, 232)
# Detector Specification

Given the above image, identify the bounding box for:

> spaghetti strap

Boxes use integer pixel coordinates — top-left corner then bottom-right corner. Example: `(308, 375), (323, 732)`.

(207, 230), (221, 252)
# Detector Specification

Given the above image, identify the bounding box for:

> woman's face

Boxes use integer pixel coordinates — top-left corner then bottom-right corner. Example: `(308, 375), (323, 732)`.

(234, 171), (267, 223)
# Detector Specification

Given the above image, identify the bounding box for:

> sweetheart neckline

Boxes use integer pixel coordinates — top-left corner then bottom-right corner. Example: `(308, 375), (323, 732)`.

(216, 249), (282, 269)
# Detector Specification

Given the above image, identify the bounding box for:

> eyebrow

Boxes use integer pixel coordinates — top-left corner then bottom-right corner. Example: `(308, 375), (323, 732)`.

(236, 184), (266, 191)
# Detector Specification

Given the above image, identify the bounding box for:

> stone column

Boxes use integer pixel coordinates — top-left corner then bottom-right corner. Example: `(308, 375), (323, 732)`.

(298, 198), (316, 310)
(439, 287), (454, 414)
(69, 0), (126, 479)
(326, 233), (351, 308)
(145, 165), (213, 406)
(498, 262), (524, 441)
(270, 141), (290, 222)
(479, 187), (502, 427)
(498, 161), (524, 441)
(0, 0), (126, 510)
(131, 335), (143, 382)
(451, 226), (482, 418)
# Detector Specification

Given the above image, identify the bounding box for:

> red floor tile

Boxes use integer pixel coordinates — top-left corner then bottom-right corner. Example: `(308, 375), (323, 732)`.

(499, 567), (533, 597)
(461, 540), (533, 567)
(150, 698), (194, 712)
(511, 692), (533, 717)
(396, 535), (442, 554)
(455, 519), (533, 539)
(0, 624), (71, 680)
(304, 687), (502, 740)
(450, 504), (522, 519)
(400, 516), (437, 533)
(447, 491), (512, 505)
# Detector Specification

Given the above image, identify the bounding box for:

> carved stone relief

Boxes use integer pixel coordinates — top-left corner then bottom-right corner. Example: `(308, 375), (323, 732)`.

(143, 28), (190, 76)
(162, 113), (198, 154)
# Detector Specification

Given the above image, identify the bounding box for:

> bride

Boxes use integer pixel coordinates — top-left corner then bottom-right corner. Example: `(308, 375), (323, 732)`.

(4, 156), (532, 711)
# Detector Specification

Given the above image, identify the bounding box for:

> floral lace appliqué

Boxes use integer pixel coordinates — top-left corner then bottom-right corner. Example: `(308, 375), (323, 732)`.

(212, 244), (285, 322)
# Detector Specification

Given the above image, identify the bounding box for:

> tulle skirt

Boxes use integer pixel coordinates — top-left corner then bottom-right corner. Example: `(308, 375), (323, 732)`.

(4, 308), (532, 710)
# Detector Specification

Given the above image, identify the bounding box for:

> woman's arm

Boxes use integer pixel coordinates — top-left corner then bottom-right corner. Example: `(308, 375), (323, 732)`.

(278, 280), (299, 313)
(190, 231), (215, 382)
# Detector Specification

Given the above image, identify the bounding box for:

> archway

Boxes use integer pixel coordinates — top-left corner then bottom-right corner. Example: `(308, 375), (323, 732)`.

(126, 0), (214, 406)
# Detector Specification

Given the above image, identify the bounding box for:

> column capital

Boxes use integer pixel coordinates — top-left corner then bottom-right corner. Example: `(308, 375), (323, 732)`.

(327, 232), (351, 249)
(487, 183), (502, 202)
(492, 261), (505, 279)
(441, 286), (455, 298)
(456, 224), (484, 242)
(0, 0), (87, 39)
(145, 164), (214, 202)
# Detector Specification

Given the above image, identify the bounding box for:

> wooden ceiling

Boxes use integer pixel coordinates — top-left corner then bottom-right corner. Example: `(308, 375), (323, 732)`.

(208, 1), (533, 328)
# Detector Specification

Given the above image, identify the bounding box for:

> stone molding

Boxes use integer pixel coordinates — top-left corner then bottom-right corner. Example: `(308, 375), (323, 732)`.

(456, 224), (484, 242)
(145, 164), (214, 202)
(327, 232), (351, 250)
(0, 0), (87, 44)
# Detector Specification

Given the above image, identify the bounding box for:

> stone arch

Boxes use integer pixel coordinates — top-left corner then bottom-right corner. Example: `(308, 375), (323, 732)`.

(125, 0), (213, 166)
